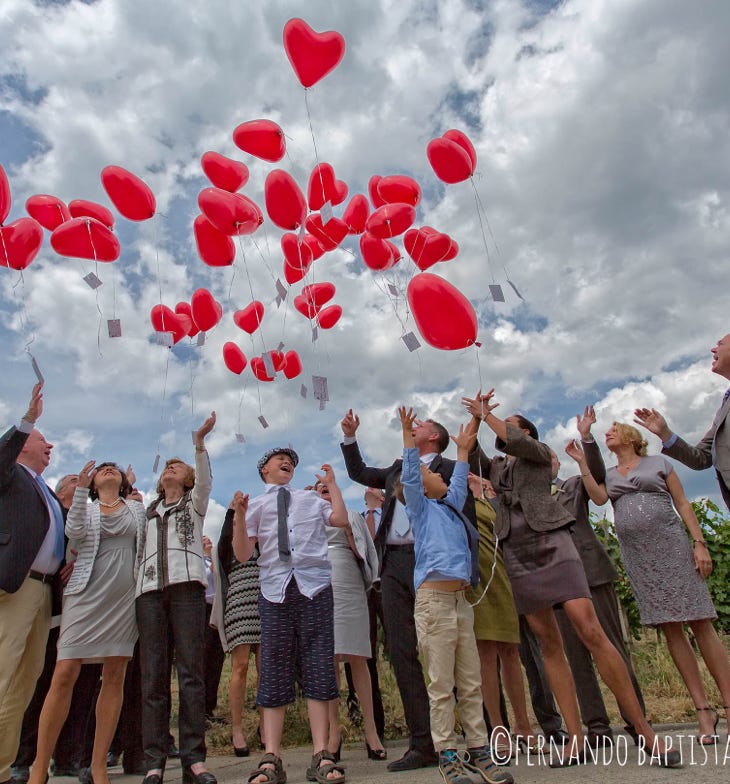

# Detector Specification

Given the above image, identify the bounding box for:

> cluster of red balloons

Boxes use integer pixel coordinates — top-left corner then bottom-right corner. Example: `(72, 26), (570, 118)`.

(150, 288), (222, 344)
(293, 281), (342, 329)
(223, 343), (303, 381)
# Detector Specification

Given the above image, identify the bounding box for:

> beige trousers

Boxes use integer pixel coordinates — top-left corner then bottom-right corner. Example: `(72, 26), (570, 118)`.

(0, 577), (52, 779)
(414, 587), (488, 751)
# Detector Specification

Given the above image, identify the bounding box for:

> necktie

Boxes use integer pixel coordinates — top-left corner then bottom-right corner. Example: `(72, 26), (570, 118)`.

(392, 500), (410, 536)
(365, 509), (376, 536)
(277, 486), (291, 561)
(35, 474), (65, 561)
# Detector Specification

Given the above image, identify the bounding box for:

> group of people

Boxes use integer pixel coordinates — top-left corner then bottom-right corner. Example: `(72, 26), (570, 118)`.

(1, 332), (729, 784)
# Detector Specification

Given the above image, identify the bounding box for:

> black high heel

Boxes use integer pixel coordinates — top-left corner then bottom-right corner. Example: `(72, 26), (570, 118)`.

(366, 742), (387, 760)
(332, 737), (343, 763)
(695, 706), (719, 746)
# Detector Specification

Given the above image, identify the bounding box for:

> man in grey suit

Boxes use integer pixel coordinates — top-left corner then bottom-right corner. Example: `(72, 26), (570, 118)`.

(0, 383), (66, 784)
(634, 333), (730, 510)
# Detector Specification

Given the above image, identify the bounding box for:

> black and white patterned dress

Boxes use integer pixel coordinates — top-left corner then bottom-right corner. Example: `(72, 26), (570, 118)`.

(223, 550), (261, 648)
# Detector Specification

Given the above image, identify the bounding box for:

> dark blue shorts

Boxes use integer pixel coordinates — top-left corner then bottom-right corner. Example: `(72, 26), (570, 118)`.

(256, 579), (339, 707)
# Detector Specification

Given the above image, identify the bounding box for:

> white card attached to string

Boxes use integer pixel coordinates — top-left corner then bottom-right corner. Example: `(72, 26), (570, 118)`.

(157, 332), (174, 348)
(262, 352), (276, 379)
(275, 279), (287, 301)
(300, 384), (308, 399)
(402, 332), (421, 352)
(277, 341), (285, 352)
(29, 354), (44, 385)
(196, 332), (206, 347)
(153, 454), (161, 473)
(235, 433), (246, 444)
(258, 415), (269, 429)
(311, 326), (319, 343)
(107, 319), (122, 338)
(83, 272), (103, 290)
(489, 284), (505, 302)
(297, 221), (306, 241)
(320, 200), (333, 225)
(388, 283), (398, 297)
(507, 279), (524, 300)
(312, 375), (329, 401)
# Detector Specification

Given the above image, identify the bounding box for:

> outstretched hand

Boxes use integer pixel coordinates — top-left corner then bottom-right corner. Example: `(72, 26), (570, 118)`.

(633, 408), (671, 441)
(564, 439), (585, 464)
(195, 411), (216, 445)
(576, 406), (596, 440)
(462, 389), (499, 420)
(340, 409), (360, 438)
(77, 460), (96, 490)
(451, 423), (477, 453)
(23, 382), (44, 424)
(315, 463), (337, 487)
(232, 490), (249, 520)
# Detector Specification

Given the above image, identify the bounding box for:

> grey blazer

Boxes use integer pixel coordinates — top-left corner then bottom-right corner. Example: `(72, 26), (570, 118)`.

(468, 423), (575, 540)
(663, 391), (730, 494)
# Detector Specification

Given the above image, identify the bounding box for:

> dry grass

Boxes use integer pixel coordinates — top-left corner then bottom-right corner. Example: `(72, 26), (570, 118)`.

(173, 631), (730, 753)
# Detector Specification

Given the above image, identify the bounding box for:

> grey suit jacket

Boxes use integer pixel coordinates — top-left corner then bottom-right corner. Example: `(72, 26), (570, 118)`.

(663, 391), (730, 493)
(554, 439), (617, 587)
(468, 423), (575, 540)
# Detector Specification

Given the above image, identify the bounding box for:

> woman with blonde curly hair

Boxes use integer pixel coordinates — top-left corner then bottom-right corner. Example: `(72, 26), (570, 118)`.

(576, 420), (730, 746)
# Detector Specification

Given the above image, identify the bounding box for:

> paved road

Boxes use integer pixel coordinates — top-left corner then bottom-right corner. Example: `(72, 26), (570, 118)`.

(97, 725), (728, 784)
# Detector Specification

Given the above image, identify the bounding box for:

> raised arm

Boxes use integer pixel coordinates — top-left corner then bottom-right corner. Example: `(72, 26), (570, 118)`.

(66, 460), (96, 539)
(339, 409), (392, 488)
(316, 463), (348, 527)
(192, 411), (215, 515)
(564, 440), (608, 505)
(231, 492), (255, 563)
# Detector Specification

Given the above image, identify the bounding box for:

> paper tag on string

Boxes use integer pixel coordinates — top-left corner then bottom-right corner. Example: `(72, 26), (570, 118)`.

(152, 454), (160, 473)
(388, 283), (398, 297)
(258, 415), (269, 429)
(300, 384), (308, 399)
(83, 272), (103, 290)
(320, 201), (333, 225)
(107, 319), (122, 338)
(507, 279), (524, 300)
(262, 352), (276, 378)
(402, 332), (421, 352)
(235, 433), (246, 444)
(275, 279), (287, 300)
(277, 341), (285, 352)
(157, 333), (174, 348)
(489, 284), (505, 302)
(196, 332), (206, 347)
(312, 375), (329, 401)
(29, 354), (44, 385)
(311, 326), (319, 343)
(297, 221), (306, 241)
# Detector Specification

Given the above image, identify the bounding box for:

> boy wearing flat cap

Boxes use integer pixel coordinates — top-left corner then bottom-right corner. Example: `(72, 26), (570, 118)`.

(231, 448), (349, 784)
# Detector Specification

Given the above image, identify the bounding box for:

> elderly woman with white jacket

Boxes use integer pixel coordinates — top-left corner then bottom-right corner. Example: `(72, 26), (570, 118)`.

(135, 413), (216, 784)
(28, 461), (146, 784)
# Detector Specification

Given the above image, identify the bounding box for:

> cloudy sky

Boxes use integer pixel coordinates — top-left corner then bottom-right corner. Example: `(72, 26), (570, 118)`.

(1, 0), (728, 540)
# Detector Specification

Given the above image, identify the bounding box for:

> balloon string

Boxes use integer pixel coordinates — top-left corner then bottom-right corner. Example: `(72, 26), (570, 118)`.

(156, 348), (171, 462)
(470, 178), (496, 284)
(85, 219), (103, 358)
(154, 214), (163, 305)
(188, 349), (196, 421)
(12, 270), (36, 353)
(236, 236), (269, 358)
(304, 89), (321, 169)
(0, 229), (9, 265)
(249, 235), (280, 285)
(472, 181), (501, 258)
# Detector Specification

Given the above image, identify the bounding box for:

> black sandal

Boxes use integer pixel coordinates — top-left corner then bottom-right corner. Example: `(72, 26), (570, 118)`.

(247, 754), (286, 784)
(305, 751), (345, 784)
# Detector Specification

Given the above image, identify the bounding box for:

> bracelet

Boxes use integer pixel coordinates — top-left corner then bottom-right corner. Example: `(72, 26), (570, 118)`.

(581, 473), (590, 478)
(692, 539), (707, 547)
(195, 446), (206, 453)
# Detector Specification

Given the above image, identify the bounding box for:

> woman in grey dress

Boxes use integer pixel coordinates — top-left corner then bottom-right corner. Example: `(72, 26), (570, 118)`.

(587, 421), (730, 745)
(462, 392), (679, 766)
(315, 481), (386, 762)
(29, 461), (145, 784)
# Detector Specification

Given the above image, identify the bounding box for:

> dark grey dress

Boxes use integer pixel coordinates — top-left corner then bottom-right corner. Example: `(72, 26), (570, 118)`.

(606, 455), (716, 626)
(496, 460), (590, 615)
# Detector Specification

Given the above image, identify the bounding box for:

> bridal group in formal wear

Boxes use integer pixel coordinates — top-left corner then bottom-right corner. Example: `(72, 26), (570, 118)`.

(2, 333), (730, 784)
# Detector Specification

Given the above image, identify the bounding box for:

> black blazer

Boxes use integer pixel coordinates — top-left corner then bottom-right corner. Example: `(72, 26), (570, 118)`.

(0, 425), (66, 610)
(340, 440), (475, 567)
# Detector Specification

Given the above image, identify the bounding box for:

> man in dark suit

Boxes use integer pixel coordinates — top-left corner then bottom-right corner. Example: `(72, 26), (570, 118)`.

(635, 332), (730, 511)
(340, 409), (474, 772)
(0, 384), (66, 784)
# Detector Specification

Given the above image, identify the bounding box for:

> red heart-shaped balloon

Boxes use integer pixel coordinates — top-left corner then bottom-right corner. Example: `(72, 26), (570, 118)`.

(407, 273), (477, 350)
(191, 288), (222, 332)
(26, 194), (71, 231)
(198, 188), (262, 236)
(404, 227), (453, 270)
(50, 217), (120, 262)
(283, 258), (309, 285)
(232, 119), (286, 163)
(250, 356), (274, 382)
(377, 175), (421, 207)
(0, 218), (43, 270)
(150, 304), (186, 344)
(317, 304), (342, 330)
(281, 232), (313, 271)
(175, 302), (199, 337)
(234, 301), (265, 334)
(307, 162), (348, 211)
(283, 350), (302, 379)
(365, 203), (416, 239)
(302, 233), (326, 260)
(368, 175), (385, 208)
(101, 165), (156, 221)
(283, 18), (346, 89)
(342, 194), (370, 234)
(0, 163), (11, 225)
(68, 199), (115, 229)
(201, 151), (249, 192)
(223, 342), (248, 375)
(302, 282), (335, 309)
(426, 138), (473, 184)
(293, 294), (319, 319)
(305, 213), (348, 250)
(265, 170), (307, 231)
(443, 129), (477, 173)
(193, 214), (236, 267)
(359, 233), (399, 271)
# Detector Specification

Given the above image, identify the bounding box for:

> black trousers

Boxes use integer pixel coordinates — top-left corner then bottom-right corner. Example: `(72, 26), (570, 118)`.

(137, 583), (207, 770)
(203, 603), (225, 718)
(13, 627), (101, 771)
(379, 547), (434, 755)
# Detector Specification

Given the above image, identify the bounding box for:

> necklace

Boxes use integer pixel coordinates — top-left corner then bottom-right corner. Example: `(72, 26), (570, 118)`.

(99, 497), (124, 509)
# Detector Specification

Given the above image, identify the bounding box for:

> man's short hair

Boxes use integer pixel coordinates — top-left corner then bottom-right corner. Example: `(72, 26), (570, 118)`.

(426, 419), (450, 454)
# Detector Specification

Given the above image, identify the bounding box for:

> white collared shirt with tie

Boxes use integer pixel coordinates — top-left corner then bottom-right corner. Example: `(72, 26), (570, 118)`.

(246, 483), (333, 603)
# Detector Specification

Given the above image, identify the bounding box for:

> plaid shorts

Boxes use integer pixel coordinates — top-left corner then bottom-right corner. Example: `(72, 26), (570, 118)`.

(256, 579), (339, 707)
